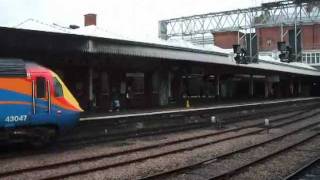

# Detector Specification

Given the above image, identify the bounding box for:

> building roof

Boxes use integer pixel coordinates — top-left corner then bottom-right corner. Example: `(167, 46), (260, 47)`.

(14, 19), (231, 55)
(1, 19), (320, 76)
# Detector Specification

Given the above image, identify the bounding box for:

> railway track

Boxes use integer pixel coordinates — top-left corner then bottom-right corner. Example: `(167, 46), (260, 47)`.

(58, 101), (319, 148)
(1, 108), (319, 179)
(207, 133), (319, 180)
(284, 156), (320, 180)
(142, 119), (320, 180)
(0, 101), (315, 161)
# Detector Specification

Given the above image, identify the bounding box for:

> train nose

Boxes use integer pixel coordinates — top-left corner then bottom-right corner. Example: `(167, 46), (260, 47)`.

(60, 111), (81, 130)
(76, 105), (84, 112)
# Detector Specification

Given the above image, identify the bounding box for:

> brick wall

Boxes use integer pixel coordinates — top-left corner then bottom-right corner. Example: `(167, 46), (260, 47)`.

(302, 24), (320, 50)
(213, 31), (244, 49)
(214, 25), (320, 51)
(258, 25), (320, 51)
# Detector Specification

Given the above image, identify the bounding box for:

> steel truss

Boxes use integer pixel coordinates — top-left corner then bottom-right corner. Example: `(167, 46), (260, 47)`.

(159, 0), (320, 47)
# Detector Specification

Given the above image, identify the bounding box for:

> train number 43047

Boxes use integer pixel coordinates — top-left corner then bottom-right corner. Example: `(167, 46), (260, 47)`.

(4, 115), (28, 123)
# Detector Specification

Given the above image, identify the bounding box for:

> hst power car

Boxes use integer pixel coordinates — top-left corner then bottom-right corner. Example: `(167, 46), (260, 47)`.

(0, 59), (82, 145)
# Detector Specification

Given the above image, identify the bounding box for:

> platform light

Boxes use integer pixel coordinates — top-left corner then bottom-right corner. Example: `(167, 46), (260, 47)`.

(211, 116), (216, 123)
(265, 118), (270, 133)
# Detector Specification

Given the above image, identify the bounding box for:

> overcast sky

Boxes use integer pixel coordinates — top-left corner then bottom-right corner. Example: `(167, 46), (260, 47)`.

(0, 0), (275, 38)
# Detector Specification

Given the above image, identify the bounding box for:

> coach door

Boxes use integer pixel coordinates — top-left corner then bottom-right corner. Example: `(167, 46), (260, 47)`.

(32, 76), (51, 117)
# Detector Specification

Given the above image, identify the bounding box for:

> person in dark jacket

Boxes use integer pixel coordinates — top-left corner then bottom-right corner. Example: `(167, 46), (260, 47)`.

(110, 87), (120, 112)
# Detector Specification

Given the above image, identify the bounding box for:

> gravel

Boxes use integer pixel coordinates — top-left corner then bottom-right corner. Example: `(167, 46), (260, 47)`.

(8, 126), (264, 179)
(60, 110), (320, 179)
(1, 109), (319, 179)
(0, 109), (305, 174)
(169, 130), (319, 180)
(230, 129), (320, 180)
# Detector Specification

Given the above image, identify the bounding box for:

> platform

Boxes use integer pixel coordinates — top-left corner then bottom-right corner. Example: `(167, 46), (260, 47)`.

(62, 97), (320, 144)
(80, 97), (320, 121)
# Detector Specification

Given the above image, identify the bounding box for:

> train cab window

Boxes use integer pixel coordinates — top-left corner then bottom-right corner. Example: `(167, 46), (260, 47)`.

(53, 77), (63, 97)
(36, 77), (46, 98)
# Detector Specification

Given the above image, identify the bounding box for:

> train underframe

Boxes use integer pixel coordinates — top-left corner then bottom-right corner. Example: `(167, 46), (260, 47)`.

(0, 125), (58, 147)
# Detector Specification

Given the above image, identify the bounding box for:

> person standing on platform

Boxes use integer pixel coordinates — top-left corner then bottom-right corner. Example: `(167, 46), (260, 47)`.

(125, 86), (133, 110)
(110, 87), (120, 112)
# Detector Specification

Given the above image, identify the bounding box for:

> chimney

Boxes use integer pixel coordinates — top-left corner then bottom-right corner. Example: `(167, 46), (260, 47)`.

(84, 13), (97, 26)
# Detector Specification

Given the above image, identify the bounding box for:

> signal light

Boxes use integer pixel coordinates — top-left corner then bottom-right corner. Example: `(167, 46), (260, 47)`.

(279, 53), (286, 60)
(233, 44), (250, 64)
(277, 41), (294, 63)
(241, 48), (247, 56)
(233, 44), (241, 54)
(234, 55), (241, 64)
(277, 41), (286, 52)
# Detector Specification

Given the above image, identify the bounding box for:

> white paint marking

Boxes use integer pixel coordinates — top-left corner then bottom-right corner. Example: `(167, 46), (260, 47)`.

(80, 97), (320, 121)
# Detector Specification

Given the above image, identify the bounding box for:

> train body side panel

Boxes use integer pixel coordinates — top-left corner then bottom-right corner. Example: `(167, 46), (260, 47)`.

(0, 62), (81, 142)
(0, 78), (33, 128)
(0, 77), (78, 132)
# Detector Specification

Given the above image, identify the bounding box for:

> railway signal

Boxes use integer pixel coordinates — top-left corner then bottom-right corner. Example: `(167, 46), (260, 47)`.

(277, 41), (294, 63)
(233, 44), (249, 64)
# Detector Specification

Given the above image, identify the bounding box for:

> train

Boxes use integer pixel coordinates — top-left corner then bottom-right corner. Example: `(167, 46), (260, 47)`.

(0, 58), (82, 146)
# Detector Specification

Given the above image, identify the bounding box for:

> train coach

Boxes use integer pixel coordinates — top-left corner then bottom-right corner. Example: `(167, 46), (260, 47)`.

(0, 58), (82, 145)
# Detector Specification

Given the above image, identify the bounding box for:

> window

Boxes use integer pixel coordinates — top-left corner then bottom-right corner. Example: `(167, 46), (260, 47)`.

(307, 54), (311, 64)
(53, 77), (63, 97)
(36, 77), (46, 98)
(266, 40), (272, 47)
(312, 54), (316, 64)
(302, 54), (306, 63)
(302, 52), (320, 64)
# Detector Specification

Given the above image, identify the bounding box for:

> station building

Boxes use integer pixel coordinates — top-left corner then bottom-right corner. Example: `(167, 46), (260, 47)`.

(213, 22), (320, 69)
(1, 14), (320, 112)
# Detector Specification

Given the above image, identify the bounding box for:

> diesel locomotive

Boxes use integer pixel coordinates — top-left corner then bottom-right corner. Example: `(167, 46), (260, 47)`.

(0, 58), (82, 145)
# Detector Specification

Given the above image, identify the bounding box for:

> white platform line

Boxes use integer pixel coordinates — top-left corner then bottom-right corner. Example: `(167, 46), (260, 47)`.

(80, 97), (320, 121)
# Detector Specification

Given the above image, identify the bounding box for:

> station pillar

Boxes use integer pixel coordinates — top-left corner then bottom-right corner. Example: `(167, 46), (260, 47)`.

(88, 67), (94, 109)
(298, 79), (302, 96)
(249, 75), (254, 97)
(264, 80), (269, 98)
(158, 69), (170, 106)
(171, 70), (183, 102)
(264, 76), (272, 98)
(144, 71), (153, 107)
(215, 74), (220, 99)
(289, 78), (294, 97)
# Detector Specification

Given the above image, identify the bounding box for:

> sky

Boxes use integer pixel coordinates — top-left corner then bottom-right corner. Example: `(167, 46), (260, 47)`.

(0, 0), (276, 39)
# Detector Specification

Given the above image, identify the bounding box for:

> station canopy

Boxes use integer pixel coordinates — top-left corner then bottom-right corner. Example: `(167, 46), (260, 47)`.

(0, 19), (320, 76)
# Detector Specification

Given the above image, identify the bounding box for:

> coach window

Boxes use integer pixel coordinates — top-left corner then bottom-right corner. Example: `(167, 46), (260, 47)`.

(36, 77), (46, 98)
(54, 77), (63, 97)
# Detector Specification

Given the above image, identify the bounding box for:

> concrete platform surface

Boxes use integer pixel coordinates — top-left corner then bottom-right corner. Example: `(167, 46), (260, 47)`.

(80, 97), (320, 121)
